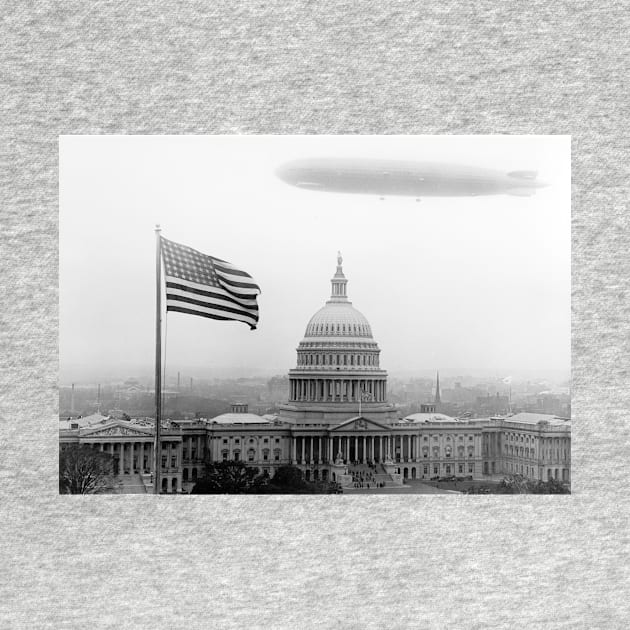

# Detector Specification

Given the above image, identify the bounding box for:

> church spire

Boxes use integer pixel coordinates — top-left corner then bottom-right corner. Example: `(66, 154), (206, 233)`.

(434, 371), (441, 404)
(329, 251), (349, 303)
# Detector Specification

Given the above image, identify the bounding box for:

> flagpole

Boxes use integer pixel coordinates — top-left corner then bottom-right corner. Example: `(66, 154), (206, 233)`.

(154, 225), (162, 495)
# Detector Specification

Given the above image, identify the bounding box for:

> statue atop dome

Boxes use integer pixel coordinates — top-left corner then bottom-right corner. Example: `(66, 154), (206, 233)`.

(337, 251), (343, 266)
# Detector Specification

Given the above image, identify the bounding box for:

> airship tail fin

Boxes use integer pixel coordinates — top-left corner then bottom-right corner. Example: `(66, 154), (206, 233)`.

(507, 170), (538, 180)
(507, 187), (535, 197)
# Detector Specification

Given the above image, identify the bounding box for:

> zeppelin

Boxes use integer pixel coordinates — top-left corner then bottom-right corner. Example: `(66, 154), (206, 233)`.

(275, 158), (548, 198)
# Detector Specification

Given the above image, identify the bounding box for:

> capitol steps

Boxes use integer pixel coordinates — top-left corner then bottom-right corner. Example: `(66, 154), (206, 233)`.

(346, 464), (396, 487)
(117, 473), (148, 494)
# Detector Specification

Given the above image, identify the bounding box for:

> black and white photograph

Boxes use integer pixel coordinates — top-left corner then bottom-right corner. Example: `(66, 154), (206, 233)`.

(59, 135), (570, 495)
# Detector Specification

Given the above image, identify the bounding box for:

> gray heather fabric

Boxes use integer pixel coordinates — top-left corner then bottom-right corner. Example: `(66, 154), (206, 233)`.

(1, 2), (629, 628)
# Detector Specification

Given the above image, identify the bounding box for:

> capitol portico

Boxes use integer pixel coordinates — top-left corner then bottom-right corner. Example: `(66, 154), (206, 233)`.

(60, 254), (571, 492)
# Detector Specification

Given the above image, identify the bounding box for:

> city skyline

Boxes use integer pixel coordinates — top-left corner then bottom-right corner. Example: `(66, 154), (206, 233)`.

(60, 135), (570, 382)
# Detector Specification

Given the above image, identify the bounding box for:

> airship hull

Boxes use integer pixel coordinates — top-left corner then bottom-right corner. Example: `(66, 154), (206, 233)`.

(275, 158), (546, 198)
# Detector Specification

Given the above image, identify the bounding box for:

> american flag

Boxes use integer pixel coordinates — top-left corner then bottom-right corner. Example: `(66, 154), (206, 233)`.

(161, 237), (260, 330)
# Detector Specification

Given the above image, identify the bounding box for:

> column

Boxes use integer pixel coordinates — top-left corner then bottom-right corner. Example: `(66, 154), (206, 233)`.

(301, 437), (305, 464)
(407, 435), (411, 461)
(362, 436), (367, 463)
(318, 437), (322, 463)
(328, 437), (333, 462)
(345, 437), (349, 461)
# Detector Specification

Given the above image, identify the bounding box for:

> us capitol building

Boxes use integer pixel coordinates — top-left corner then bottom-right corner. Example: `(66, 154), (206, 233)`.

(60, 254), (571, 493)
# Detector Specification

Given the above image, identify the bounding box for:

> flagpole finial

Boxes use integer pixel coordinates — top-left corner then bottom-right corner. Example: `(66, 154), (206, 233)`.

(337, 250), (342, 266)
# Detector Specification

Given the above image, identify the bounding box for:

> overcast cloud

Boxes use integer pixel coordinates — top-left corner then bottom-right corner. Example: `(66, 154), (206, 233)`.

(59, 135), (570, 382)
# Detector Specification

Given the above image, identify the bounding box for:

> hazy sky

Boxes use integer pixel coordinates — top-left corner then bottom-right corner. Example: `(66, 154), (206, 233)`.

(60, 135), (570, 382)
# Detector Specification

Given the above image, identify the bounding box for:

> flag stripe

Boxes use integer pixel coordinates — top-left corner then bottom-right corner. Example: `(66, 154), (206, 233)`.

(165, 280), (258, 308)
(164, 275), (258, 305)
(166, 292), (259, 318)
(217, 274), (262, 291)
(213, 261), (255, 279)
(166, 305), (258, 327)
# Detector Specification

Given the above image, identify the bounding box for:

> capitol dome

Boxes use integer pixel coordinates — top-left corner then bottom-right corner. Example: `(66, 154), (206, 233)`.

(304, 302), (373, 339)
(279, 253), (398, 426)
(293, 252), (382, 371)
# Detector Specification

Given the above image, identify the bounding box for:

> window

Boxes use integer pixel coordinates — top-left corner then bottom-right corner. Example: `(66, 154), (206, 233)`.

(248, 449), (255, 462)
(458, 464), (464, 473)
(469, 436), (473, 441)
(171, 456), (176, 468)
(423, 465), (428, 474)
(468, 464), (473, 473)
(222, 451), (228, 461)
(223, 439), (228, 444)
(263, 449), (269, 461)
(274, 449), (281, 461)
(235, 439), (240, 444)
(275, 438), (280, 444)
(249, 438), (255, 444)
(264, 438), (268, 443)
(423, 437), (428, 442)
(433, 465), (438, 474)
(234, 452), (240, 461)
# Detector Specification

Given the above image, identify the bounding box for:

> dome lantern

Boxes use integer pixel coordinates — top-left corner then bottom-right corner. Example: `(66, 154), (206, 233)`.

(329, 250), (348, 303)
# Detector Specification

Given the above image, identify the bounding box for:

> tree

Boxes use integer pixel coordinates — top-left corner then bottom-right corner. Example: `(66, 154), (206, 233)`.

(497, 474), (570, 494)
(191, 460), (268, 494)
(530, 477), (571, 494)
(269, 465), (308, 490)
(59, 445), (115, 494)
(261, 465), (334, 494)
(498, 474), (533, 494)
